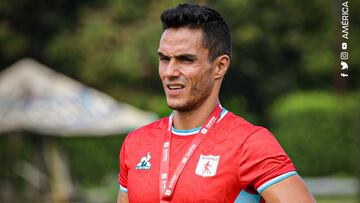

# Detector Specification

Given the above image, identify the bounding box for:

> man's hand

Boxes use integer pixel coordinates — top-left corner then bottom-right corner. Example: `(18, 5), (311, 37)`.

(261, 175), (316, 203)
(117, 190), (129, 203)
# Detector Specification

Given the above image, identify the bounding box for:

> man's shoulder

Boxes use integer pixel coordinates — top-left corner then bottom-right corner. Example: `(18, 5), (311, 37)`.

(222, 111), (266, 136)
(126, 116), (169, 138)
(216, 111), (277, 146)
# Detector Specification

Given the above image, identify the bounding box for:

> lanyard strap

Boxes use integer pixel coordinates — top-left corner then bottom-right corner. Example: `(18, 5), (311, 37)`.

(159, 104), (222, 201)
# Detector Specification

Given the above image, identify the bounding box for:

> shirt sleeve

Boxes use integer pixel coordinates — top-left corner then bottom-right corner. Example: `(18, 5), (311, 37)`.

(118, 136), (129, 193)
(238, 128), (296, 193)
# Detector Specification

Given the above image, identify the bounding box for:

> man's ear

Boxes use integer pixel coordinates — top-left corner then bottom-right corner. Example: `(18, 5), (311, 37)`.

(213, 55), (230, 80)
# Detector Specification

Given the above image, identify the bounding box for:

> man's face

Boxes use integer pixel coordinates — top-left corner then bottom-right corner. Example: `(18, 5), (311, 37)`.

(158, 27), (215, 111)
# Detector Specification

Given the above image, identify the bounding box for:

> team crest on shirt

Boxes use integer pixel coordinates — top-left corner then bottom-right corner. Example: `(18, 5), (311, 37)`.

(195, 154), (220, 177)
(135, 152), (151, 170)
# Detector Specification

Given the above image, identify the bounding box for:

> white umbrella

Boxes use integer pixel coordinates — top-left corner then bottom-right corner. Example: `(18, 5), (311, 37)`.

(0, 58), (157, 136)
(0, 58), (157, 202)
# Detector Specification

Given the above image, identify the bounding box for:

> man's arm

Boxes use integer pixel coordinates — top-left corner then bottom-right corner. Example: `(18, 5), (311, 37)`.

(261, 174), (316, 203)
(117, 190), (129, 203)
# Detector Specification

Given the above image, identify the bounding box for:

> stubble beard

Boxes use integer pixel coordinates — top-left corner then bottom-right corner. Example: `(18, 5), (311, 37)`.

(167, 80), (213, 112)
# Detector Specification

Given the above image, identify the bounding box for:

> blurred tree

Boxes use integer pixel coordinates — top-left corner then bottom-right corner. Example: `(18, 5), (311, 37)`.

(270, 91), (358, 176)
(210, 0), (359, 121)
(0, 0), (108, 69)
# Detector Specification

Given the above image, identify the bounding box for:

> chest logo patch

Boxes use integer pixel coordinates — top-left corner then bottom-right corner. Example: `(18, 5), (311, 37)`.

(135, 152), (151, 170)
(195, 154), (220, 177)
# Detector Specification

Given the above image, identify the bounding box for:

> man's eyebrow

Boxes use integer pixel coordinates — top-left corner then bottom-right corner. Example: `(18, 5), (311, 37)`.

(157, 52), (197, 59)
(157, 52), (166, 57)
(175, 54), (197, 60)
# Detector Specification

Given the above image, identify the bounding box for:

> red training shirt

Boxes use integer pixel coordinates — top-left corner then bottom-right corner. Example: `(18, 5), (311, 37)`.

(119, 109), (296, 202)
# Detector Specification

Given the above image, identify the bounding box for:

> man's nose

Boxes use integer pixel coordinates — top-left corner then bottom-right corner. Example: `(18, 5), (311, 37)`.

(163, 59), (181, 77)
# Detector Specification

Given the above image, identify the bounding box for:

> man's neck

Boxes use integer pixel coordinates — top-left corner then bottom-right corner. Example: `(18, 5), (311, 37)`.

(172, 98), (219, 130)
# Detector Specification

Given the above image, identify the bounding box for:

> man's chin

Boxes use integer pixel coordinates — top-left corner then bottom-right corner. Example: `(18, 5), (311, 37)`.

(167, 101), (195, 112)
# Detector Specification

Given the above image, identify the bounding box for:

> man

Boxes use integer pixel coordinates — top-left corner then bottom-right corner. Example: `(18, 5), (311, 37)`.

(118, 4), (315, 203)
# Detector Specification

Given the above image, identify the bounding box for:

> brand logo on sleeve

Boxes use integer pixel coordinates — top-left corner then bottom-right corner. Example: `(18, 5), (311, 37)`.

(135, 152), (151, 170)
(195, 154), (220, 177)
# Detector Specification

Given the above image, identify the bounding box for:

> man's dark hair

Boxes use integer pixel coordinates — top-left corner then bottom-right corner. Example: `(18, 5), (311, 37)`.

(160, 4), (232, 61)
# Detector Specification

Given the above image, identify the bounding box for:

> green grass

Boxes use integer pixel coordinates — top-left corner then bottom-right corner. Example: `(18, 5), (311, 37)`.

(316, 196), (359, 203)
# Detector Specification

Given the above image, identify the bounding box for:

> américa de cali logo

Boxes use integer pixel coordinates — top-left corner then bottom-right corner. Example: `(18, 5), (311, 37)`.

(195, 154), (220, 177)
(135, 152), (151, 170)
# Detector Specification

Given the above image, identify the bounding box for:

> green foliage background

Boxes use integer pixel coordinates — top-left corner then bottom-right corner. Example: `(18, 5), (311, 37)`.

(271, 92), (359, 176)
(0, 0), (359, 195)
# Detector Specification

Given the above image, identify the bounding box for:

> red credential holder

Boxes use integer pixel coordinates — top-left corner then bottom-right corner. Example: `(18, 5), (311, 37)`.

(159, 103), (222, 202)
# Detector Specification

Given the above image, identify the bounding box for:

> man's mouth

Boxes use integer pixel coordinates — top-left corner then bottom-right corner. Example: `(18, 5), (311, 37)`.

(165, 84), (185, 96)
(167, 84), (185, 90)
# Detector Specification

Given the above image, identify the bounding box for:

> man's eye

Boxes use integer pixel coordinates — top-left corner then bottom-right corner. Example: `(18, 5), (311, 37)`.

(159, 56), (170, 62)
